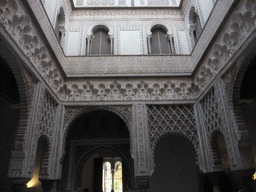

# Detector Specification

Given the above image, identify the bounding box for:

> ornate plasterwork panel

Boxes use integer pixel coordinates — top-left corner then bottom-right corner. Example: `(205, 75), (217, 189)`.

(147, 104), (199, 169)
(59, 79), (200, 102)
(194, 0), (256, 92)
(0, 0), (65, 97)
(86, 0), (115, 6)
(199, 84), (249, 171)
(200, 88), (222, 136)
(132, 104), (152, 176)
(70, 9), (183, 19)
(148, 0), (169, 6)
(39, 92), (58, 138)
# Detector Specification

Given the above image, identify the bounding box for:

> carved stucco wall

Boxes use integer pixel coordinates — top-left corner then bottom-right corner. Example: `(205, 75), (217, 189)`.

(147, 104), (200, 171)
(59, 79), (200, 102)
(72, 0), (181, 7)
(2, 0), (256, 183)
(65, 17), (187, 56)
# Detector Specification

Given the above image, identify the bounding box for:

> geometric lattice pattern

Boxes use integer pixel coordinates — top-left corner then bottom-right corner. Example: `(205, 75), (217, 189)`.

(200, 88), (222, 136)
(147, 104), (198, 152)
(86, 0), (115, 6)
(39, 92), (58, 138)
(148, 0), (169, 6)
(76, 0), (84, 6)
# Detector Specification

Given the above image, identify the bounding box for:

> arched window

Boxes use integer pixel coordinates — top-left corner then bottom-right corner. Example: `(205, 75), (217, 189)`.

(55, 7), (65, 43)
(148, 26), (175, 55)
(102, 160), (123, 192)
(103, 162), (112, 192)
(193, 12), (202, 41)
(114, 161), (122, 192)
(189, 7), (202, 45)
(87, 26), (113, 55)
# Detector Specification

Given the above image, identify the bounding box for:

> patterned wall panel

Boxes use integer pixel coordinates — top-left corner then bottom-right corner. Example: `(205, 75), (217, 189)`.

(200, 88), (222, 136)
(39, 92), (58, 138)
(147, 104), (198, 153)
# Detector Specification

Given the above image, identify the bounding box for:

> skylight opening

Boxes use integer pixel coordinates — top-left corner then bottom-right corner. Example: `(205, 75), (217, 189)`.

(72, 0), (182, 8)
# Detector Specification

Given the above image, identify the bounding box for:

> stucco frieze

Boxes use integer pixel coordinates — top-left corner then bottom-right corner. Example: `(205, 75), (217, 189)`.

(59, 79), (200, 102)
(194, 0), (256, 93)
(0, 0), (65, 99)
(1, 0), (256, 105)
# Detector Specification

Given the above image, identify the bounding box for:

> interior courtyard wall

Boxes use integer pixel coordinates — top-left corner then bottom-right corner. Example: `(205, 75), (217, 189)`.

(65, 15), (189, 56)
(1, 0), (256, 191)
(72, 0), (182, 7)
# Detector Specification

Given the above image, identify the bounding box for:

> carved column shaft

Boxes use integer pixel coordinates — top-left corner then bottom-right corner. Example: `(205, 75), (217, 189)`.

(167, 34), (175, 54)
(49, 104), (65, 180)
(147, 35), (152, 54)
(194, 103), (212, 172)
(132, 103), (152, 179)
(110, 35), (114, 55)
(86, 36), (92, 55)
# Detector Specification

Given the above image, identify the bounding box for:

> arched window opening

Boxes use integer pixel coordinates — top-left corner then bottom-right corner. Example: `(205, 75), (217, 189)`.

(114, 161), (122, 192)
(103, 162), (112, 192)
(88, 27), (113, 55)
(102, 159), (123, 192)
(149, 27), (169, 55)
(148, 26), (175, 55)
(211, 131), (230, 171)
(189, 7), (202, 45)
(194, 12), (202, 41)
(55, 8), (65, 43)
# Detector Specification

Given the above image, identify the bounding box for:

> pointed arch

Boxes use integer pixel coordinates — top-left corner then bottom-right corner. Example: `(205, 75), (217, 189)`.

(73, 145), (133, 191)
(55, 7), (66, 42)
(61, 107), (132, 162)
(150, 133), (200, 192)
(87, 23), (114, 37)
(151, 132), (199, 166)
(146, 23), (173, 36)
(86, 24), (114, 55)
(0, 42), (32, 153)
(188, 6), (202, 44)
